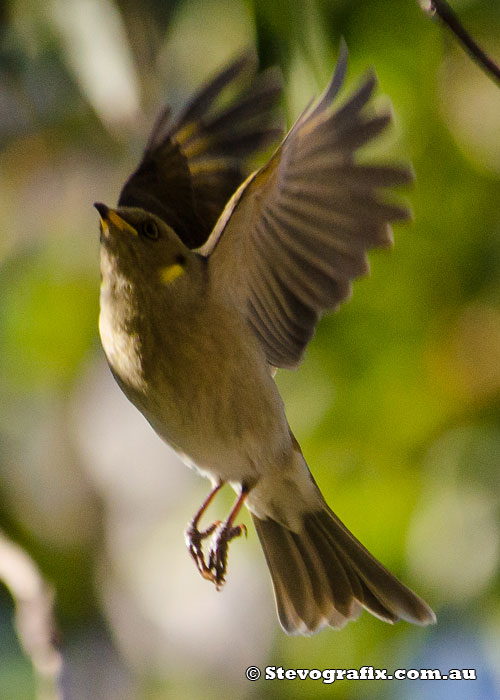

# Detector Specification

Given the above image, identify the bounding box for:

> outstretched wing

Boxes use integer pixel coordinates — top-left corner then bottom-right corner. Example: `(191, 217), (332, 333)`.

(118, 52), (282, 249)
(199, 42), (413, 369)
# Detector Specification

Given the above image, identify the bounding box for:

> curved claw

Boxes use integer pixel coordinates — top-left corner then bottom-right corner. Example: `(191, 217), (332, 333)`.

(209, 522), (248, 589)
(185, 519), (222, 582)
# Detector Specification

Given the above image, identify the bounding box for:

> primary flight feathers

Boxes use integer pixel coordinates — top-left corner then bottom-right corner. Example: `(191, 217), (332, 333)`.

(199, 41), (413, 369)
(119, 50), (283, 249)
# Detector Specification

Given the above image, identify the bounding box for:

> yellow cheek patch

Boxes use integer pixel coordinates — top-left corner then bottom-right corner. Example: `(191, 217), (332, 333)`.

(160, 263), (186, 284)
(99, 218), (110, 237)
(108, 210), (138, 236)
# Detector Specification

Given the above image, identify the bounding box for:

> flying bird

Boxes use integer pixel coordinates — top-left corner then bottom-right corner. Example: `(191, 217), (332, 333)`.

(95, 43), (436, 635)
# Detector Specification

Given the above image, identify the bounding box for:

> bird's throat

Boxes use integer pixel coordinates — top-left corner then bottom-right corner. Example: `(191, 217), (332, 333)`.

(99, 259), (147, 395)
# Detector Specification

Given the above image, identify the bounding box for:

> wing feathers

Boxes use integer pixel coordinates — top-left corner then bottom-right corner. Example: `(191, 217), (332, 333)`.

(204, 45), (413, 368)
(119, 52), (282, 248)
(171, 51), (256, 130)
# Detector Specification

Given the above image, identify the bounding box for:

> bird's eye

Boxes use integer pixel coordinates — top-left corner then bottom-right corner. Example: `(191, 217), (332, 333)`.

(141, 220), (160, 240)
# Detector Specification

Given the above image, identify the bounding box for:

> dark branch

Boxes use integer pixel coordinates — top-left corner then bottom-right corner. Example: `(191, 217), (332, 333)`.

(420, 0), (500, 87)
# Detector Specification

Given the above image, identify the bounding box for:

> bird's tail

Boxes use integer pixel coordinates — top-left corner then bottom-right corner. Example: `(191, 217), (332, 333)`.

(251, 503), (435, 635)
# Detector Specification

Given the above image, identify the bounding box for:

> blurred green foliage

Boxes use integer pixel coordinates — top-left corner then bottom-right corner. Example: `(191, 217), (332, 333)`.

(1, 1), (500, 699)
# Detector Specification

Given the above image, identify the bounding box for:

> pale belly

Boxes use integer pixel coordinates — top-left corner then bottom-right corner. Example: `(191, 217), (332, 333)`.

(138, 360), (292, 486)
(100, 277), (293, 486)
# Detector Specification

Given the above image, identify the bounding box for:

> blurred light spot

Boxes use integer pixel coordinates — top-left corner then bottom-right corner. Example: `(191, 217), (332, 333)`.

(0, 395), (98, 547)
(453, 304), (500, 400)
(423, 425), (500, 492)
(71, 359), (192, 514)
(48, 0), (140, 130)
(158, 0), (254, 102)
(287, 52), (321, 122)
(439, 41), (500, 174)
(0, 247), (97, 390)
(407, 485), (499, 602)
(276, 351), (335, 439)
(427, 304), (500, 404)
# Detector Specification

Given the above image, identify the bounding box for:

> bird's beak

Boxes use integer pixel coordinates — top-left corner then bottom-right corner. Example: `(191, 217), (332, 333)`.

(94, 202), (111, 237)
(94, 202), (138, 237)
(94, 202), (110, 220)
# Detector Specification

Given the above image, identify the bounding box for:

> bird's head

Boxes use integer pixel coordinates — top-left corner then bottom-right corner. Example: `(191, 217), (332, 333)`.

(94, 203), (205, 302)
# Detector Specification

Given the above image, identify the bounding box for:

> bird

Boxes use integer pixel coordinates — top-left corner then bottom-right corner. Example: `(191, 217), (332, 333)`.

(94, 42), (436, 635)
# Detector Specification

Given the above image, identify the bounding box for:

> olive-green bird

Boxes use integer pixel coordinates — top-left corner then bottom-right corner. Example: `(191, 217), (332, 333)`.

(95, 43), (436, 635)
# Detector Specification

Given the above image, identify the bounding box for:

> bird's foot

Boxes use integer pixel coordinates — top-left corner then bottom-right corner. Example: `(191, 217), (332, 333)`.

(186, 484), (249, 588)
(209, 522), (248, 590)
(185, 520), (221, 584)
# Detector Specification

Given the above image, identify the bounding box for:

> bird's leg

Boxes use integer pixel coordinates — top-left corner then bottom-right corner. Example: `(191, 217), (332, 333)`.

(185, 481), (224, 583)
(209, 486), (249, 590)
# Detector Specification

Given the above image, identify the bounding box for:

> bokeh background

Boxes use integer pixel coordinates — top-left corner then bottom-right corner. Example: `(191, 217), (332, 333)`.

(1, 0), (500, 698)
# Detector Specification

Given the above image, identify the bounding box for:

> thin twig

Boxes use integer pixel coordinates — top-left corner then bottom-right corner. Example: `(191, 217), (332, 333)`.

(0, 530), (63, 700)
(419, 0), (500, 87)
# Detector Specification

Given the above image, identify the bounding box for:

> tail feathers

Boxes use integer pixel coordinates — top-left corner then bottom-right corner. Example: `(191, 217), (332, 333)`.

(251, 507), (436, 636)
